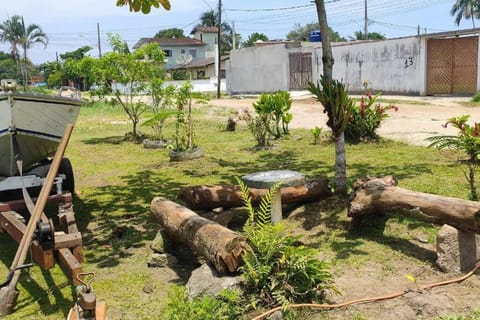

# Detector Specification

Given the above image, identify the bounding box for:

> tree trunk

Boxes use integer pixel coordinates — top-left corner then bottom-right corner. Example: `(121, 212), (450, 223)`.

(348, 176), (480, 233)
(315, 0), (334, 81)
(178, 178), (332, 210)
(150, 197), (249, 274)
(334, 132), (347, 195)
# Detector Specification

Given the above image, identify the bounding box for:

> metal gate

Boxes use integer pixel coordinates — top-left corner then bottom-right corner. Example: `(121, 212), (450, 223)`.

(427, 36), (478, 95)
(289, 52), (312, 90)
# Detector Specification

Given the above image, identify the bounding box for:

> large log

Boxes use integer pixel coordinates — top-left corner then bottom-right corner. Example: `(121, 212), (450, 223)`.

(348, 176), (480, 233)
(150, 197), (249, 274)
(179, 178), (332, 210)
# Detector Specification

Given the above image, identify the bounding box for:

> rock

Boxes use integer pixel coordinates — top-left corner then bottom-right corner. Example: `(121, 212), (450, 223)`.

(267, 310), (284, 320)
(436, 224), (480, 273)
(147, 253), (178, 268)
(150, 229), (171, 254)
(143, 282), (154, 294)
(186, 263), (244, 300)
(226, 117), (236, 131)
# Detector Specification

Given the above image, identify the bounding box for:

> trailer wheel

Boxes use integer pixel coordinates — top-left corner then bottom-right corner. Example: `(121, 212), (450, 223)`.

(59, 157), (75, 195)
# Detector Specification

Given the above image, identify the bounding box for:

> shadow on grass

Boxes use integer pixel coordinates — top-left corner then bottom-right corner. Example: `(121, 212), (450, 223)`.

(74, 169), (185, 269)
(348, 162), (433, 183)
(81, 136), (126, 145)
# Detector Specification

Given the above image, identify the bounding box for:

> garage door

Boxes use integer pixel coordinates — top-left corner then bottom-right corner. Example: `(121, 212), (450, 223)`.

(427, 36), (478, 95)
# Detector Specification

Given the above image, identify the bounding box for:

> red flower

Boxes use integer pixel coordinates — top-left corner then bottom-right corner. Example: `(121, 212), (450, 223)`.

(360, 96), (365, 117)
(392, 105), (399, 112)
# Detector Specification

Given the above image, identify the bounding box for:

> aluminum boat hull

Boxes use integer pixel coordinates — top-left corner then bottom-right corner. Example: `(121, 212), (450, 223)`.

(0, 92), (81, 177)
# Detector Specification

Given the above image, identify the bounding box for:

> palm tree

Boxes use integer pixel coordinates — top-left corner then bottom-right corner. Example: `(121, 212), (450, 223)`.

(194, 10), (233, 54)
(0, 15), (22, 63)
(450, 0), (480, 27)
(0, 15), (48, 87)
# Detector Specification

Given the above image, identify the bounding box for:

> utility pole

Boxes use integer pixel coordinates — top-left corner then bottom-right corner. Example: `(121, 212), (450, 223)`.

(97, 22), (102, 58)
(217, 0), (222, 98)
(364, 0), (368, 40)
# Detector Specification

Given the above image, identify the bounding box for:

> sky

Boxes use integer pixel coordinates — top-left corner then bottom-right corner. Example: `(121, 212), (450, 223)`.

(0, 0), (477, 65)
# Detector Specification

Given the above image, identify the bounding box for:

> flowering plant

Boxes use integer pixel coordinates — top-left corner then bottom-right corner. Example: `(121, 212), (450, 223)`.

(344, 84), (398, 143)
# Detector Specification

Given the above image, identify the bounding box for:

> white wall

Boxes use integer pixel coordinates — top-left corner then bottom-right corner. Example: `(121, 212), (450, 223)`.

(228, 36), (429, 95)
(227, 45), (290, 95)
(328, 37), (425, 94)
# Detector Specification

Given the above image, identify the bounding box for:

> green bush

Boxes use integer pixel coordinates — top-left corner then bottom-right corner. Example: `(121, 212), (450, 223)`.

(472, 92), (480, 102)
(238, 180), (335, 308)
(164, 286), (244, 320)
(345, 91), (398, 143)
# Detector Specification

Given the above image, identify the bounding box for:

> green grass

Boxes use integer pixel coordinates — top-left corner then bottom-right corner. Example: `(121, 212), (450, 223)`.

(0, 101), (476, 319)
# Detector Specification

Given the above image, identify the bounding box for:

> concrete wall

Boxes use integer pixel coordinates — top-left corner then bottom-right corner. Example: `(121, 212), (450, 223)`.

(227, 44), (290, 95)
(227, 36), (428, 95)
(327, 37), (426, 95)
(163, 46), (206, 69)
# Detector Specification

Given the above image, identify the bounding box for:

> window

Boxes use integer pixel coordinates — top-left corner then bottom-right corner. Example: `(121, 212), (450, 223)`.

(181, 49), (185, 54)
(163, 50), (172, 57)
(189, 49), (197, 59)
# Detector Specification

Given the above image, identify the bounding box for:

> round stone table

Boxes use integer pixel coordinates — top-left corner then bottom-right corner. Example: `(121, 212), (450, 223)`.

(241, 170), (306, 224)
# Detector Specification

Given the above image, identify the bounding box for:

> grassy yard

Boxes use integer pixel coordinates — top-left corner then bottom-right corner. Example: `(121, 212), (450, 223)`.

(0, 100), (477, 319)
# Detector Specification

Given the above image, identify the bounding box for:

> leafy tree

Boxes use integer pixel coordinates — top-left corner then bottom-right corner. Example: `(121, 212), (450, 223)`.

(154, 28), (186, 38)
(308, 76), (353, 195)
(450, 0), (480, 27)
(286, 23), (346, 42)
(243, 32), (269, 47)
(350, 30), (386, 40)
(427, 115), (480, 200)
(60, 46), (92, 61)
(116, 0), (170, 13)
(0, 15), (48, 87)
(107, 32), (130, 54)
(92, 42), (166, 139)
(0, 51), (19, 81)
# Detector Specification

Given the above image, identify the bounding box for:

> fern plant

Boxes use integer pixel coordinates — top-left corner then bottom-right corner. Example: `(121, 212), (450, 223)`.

(237, 178), (335, 308)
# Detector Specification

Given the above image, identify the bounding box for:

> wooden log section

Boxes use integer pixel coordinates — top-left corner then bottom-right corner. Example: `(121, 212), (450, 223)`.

(179, 178), (332, 211)
(150, 197), (250, 274)
(348, 176), (480, 233)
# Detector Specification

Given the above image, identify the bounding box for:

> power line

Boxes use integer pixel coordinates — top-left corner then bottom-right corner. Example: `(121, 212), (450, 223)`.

(226, 4), (315, 12)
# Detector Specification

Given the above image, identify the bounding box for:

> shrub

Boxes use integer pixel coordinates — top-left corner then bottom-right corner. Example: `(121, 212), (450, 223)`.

(238, 179), (335, 308)
(311, 126), (323, 145)
(344, 90), (398, 143)
(472, 92), (480, 103)
(427, 115), (480, 200)
(164, 286), (244, 320)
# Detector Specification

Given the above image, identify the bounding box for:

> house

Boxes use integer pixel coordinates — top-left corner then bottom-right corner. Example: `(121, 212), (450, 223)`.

(227, 28), (480, 96)
(133, 26), (220, 73)
(169, 55), (229, 80)
(133, 37), (206, 69)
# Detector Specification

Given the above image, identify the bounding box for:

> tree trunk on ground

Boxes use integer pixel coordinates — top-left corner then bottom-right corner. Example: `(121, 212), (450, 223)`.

(178, 178), (332, 210)
(150, 197), (250, 274)
(348, 176), (480, 233)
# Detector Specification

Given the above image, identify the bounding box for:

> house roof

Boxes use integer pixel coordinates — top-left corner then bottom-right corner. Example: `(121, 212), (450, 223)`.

(190, 26), (219, 34)
(168, 55), (229, 70)
(133, 37), (206, 49)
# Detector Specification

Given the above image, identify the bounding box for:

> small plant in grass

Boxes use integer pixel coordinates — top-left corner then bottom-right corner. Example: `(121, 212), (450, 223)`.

(237, 178), (335, 308)
(472, 92), (480, 103)
(242, 91), (294, 148)
(164, 286), (244, 320)
(426, 115), (480, 201)
(142, 78), (177, 141)
(172, 81), (196, 152)
(345, 81), (398, 143)
(311, 126), (323, 144)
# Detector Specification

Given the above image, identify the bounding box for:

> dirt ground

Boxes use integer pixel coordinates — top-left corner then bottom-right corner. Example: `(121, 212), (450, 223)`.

(209, 94), (479, 146)
(204, 94), (480, 319)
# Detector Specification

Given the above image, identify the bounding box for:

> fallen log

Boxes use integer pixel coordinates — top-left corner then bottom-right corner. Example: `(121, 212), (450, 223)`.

(179, 178), (332, 210)
(150, 197), (250, 274)
(348, 176), (480, 233)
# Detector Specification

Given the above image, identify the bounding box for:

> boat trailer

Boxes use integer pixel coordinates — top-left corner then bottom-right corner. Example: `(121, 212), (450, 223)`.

(0, 124), (106, 319)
